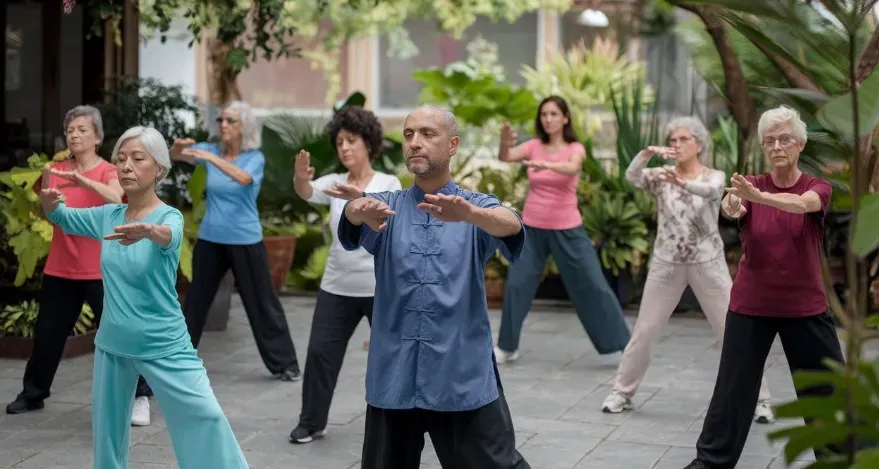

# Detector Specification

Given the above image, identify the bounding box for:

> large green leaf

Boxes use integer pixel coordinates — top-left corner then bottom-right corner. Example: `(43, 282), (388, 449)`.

(852, 193), (879, 256)
(817, 67), (879, 140)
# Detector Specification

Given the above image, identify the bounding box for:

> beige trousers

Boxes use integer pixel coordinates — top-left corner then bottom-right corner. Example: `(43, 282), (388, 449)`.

(612, 256), (772, 402)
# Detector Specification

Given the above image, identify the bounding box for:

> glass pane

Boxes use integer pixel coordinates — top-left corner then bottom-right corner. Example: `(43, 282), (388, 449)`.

(5, 1), (43, 167)
(378, 13), (538, 109)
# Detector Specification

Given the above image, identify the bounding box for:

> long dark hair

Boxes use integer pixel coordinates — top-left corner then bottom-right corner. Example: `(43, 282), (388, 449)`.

(534, 95), (578, 144)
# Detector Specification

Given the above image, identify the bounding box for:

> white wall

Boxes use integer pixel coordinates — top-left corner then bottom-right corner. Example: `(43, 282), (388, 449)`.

(138, 17), (198, 128)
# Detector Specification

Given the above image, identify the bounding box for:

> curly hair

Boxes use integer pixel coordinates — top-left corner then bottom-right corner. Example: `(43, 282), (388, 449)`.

(326, 107), (384, 162)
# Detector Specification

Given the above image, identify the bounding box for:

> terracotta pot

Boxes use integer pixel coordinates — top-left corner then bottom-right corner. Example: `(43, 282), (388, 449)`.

(263, 236), (298, 293)
(0, 329), (96, 359)
(485, 278), (505, 308)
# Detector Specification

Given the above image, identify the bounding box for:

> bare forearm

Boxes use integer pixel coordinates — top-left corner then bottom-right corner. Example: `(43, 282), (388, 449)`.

(466, 206), (521, 237)
(294, 178), (314, 200)
(541, 161), (581, 175)
(83, 180), (123, 204)
(755, 192), (818, 214)
(498, 142), (512, 162)
(147, 225), (173, 247)
(205, 155), (253, 186)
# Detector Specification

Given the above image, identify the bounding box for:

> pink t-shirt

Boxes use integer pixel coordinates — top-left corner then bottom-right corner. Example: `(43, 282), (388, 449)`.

(43, 159), (117, 280)
(729, 173), (831, 317)
(520, 139), (585, 230)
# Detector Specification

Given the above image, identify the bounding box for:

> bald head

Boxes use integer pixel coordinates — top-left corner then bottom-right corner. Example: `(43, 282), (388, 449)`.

(407, 104), (458, 137)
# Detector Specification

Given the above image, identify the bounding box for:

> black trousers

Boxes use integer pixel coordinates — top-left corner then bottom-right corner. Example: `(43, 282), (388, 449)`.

(361, 366), (530, 469)
(183, 239), (299, 374)
(20, 275), (152, 401)
(299, 289), (373, 430)
(696, 310), (844, 468)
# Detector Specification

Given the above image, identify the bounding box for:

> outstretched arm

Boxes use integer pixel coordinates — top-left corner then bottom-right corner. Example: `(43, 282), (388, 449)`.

(43, 190), (107, 241)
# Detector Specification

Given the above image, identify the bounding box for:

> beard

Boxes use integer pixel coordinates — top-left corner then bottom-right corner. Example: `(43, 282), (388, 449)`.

(405, 157), (443, 177)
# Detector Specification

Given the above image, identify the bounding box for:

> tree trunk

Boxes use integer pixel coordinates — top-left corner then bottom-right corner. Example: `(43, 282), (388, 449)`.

(207, 37), (242, 107)
(669, 1), (755, 169)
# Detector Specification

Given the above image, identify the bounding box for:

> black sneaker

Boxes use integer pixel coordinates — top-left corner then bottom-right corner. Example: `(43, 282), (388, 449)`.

(684, 459), (710, 469)
(276, 369), (302, 382)
(6, 396), (44, 415)
(289, 425), (327, 444)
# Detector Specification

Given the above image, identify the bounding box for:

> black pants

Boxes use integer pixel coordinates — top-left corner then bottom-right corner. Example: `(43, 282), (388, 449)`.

(183, 239), (299, 374)
(696, 311), (844, 468)
(20, 275), (152, 401)
(299, 289), (373, 430)
(361, 366), (530, 469)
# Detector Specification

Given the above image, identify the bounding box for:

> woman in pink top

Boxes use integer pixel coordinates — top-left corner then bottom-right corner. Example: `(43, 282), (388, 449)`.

(686, 106), (845, 469)
(494, 96), (631, 363)
(6, 106), (154, 427)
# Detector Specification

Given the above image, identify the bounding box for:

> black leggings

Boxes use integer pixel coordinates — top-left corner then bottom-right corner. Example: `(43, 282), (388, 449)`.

(183, 239), (299, 374)
(299, 289), (373, 430)
(20, 275), (152, 401)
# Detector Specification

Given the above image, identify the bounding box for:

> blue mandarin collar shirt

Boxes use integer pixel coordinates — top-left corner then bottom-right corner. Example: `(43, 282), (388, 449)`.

(338, 180), (526, 412)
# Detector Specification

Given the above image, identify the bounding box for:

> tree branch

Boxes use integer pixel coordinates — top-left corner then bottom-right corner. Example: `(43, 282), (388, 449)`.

(751, 41), (825, 92)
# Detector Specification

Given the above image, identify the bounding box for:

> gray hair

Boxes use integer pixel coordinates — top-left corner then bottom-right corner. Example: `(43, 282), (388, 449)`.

(665, 116), (711, 161)
(758, 105), (808, 144)
(412, 104), (459, 137)
(223, 100), (261, 151)
(63, 105), (104, 142)
(111, 126), (172, 181)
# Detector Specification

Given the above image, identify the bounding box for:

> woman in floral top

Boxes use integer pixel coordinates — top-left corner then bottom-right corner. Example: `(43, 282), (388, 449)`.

(601, 116), (775, 424)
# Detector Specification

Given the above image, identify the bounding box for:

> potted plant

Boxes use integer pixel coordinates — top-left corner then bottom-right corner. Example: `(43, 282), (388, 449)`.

(0, 300), (97, 359)
(484, 251), (509, 308)
(580, 191), (650, 307)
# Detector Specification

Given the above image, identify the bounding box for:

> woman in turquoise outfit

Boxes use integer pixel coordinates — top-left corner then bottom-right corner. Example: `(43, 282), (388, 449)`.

(40, 126), (247, 469)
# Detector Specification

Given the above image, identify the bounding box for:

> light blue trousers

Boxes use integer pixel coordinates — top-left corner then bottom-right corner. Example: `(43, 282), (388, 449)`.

(92, 346), (248, 469)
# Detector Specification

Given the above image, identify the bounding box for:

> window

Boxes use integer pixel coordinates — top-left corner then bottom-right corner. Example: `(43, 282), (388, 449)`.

(377, 13), (539, 110)
(643, 10), (707, 116)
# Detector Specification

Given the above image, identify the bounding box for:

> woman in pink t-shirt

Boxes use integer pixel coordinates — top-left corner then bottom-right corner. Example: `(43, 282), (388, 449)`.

(494, 96), (631, 363)
(6, 106), (154, 426)
(685, 106), (845, 469)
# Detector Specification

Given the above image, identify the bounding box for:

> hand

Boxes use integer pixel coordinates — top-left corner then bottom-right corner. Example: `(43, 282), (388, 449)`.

(725, 172), (763, 203)
(170, 138), (196, 160)
(522, 160), (548, 171)
(180, 148), (217, 163)
(323, 183), (363, 201)
(346, 197), (395, 231)
(104, 222), (157, 246)
(723, 192), (743, 216)
(643, 146), (676, 160)
(294, 150), (315, 182)
(39, 188), (65, 213)
(48, 168), (89, 187)
(658, 166), (685, 187)
(417, 194), (474, 222)
(500, 122), (518, 147)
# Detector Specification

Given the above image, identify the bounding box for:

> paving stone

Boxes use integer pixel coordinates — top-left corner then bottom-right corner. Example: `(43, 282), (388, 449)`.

(0, 295), (875, 468)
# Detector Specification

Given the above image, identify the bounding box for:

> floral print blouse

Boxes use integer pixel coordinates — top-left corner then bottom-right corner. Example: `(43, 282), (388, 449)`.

(625, 152), (726, 264)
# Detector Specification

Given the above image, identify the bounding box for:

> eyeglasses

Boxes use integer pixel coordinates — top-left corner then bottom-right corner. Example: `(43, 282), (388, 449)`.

(762, 135), (795, 148)
(216, 117), (239, 125)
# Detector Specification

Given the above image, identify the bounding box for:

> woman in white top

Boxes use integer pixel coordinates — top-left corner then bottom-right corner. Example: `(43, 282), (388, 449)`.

(601, 117), (775, 424)
(289, 106), (402, 444)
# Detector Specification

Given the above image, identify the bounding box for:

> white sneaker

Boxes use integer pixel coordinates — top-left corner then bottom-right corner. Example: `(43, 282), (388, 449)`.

(131, 396), (151, 426)
(494, 346), (519, 364)
(754, 401), (776, 424)
(601, 391), (633, 413)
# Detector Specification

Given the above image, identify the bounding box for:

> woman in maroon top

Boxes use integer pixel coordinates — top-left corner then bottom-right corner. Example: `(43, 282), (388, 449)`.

(686, 105), (844, 469)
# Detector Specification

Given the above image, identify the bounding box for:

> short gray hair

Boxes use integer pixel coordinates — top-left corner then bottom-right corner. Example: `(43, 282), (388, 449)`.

(111, 126), (172, 181)
(63, 105), (104, 142)
(412, 104), (458, 137)
(665, 116), (711, 161)
(223, 101), (261, 151)
(758, 105), (808, 144)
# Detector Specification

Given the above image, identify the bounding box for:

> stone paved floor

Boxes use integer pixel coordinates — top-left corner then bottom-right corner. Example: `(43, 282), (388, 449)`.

(1, 295), (875, 469)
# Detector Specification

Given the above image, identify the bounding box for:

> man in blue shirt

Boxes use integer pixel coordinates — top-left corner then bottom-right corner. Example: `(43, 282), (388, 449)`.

(338, 104), (530, 468)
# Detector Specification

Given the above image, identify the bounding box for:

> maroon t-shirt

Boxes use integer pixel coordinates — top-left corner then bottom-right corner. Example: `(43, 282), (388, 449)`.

(729, 173), (831, 317)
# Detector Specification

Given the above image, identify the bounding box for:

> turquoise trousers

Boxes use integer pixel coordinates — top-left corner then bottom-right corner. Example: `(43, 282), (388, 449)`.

(92, 346), (248, 469)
